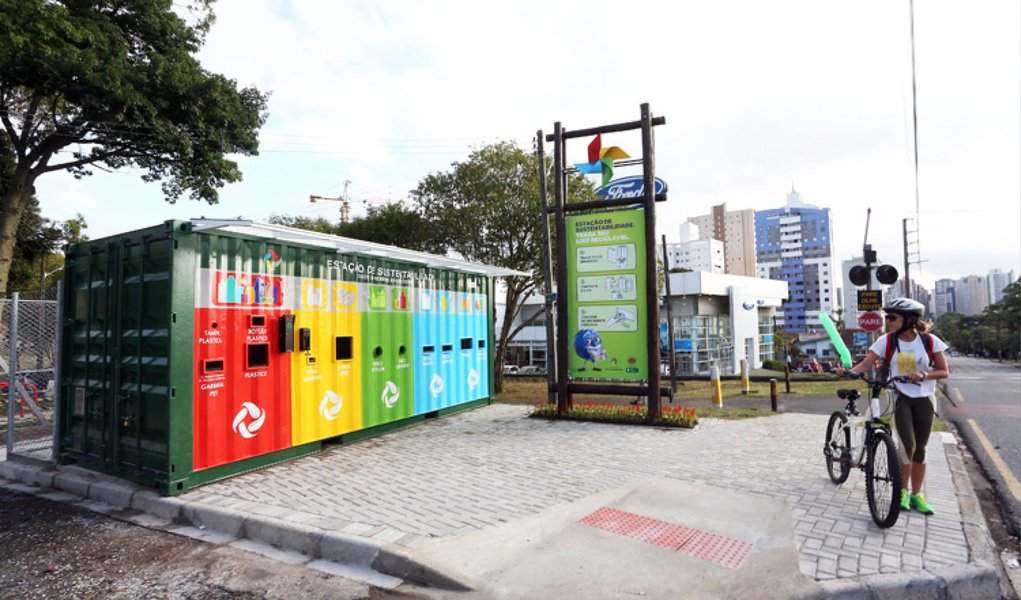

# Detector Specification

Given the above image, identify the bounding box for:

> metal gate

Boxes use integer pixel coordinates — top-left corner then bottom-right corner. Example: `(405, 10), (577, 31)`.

(2, 287), (60, 462)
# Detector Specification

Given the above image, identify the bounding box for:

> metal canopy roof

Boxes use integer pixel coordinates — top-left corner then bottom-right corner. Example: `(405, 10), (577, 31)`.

(189, 218), (529, 278)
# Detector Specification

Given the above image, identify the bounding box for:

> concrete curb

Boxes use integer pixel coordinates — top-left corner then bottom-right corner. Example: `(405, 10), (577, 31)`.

(941, 428), (1015, 599)
(814, 564), (1001, 599)
(0, 458), (473, 591)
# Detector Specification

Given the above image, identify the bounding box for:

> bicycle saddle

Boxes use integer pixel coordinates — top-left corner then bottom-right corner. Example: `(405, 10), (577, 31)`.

(837, 389), (860, 400)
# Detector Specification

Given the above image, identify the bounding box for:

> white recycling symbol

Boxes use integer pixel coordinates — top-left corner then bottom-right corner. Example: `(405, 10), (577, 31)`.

(467, 368), (480, 389)
(429, 373), (444, 398)
(232, 402), (266, 439)
(319, 390), (342, 421)
(381, 381), (400, 408)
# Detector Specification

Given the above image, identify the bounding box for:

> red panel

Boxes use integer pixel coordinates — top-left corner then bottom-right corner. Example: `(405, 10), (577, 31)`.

(579, 507), (752, 569)
(193, 308), (293, 471)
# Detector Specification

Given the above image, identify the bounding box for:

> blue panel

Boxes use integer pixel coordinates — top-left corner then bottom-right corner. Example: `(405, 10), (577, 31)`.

(413, 275), (459, 413)
(454, 288), (474, 405)
(413, 284), (439, 414)
(470, 290), (489, 401)
(437, 288), (460, 408)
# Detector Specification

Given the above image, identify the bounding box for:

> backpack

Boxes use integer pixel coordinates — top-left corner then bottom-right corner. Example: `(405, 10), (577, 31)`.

(882, 332), (934, 367)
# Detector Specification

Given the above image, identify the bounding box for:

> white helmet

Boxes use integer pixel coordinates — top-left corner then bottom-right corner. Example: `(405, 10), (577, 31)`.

(883, 298), (925, 316)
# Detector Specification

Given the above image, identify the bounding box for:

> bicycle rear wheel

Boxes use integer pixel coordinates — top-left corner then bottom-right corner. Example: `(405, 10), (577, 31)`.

(824, 412), (851, 484)
(865, 430), (902, 528)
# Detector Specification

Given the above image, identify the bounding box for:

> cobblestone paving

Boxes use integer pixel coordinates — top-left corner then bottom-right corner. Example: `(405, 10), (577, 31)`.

(192, 405), (969, 581)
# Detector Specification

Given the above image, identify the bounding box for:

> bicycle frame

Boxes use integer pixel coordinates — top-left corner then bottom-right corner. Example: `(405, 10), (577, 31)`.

(837, 386), (896, 470)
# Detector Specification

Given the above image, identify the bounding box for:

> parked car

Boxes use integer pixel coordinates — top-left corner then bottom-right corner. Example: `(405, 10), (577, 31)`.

(795, 358), (822, 373)
(502, 365), (520, 375)
(518, 365), (546, 376)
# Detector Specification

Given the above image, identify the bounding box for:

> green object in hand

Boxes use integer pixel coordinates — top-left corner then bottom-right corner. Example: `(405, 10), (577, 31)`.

(819, 312), (852, 368)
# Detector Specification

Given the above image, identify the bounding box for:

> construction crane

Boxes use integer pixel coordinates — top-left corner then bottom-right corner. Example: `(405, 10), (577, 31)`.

(310, 180), (351, 223)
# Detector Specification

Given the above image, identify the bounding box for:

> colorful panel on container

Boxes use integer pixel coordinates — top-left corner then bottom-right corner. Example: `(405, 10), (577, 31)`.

(290, 279), (363, 445)
(191, 252), (490, 472)
(192, 304), (293, 471)
(357, 261), (420, 427)
(413, 272), (459, 413)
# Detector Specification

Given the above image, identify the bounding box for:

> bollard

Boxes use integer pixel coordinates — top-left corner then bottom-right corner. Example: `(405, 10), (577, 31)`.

(784, 365), (791, 394)
(710, 363), (723, 407)
(770, 378), (778, 412)
(740, 358), (750, 395)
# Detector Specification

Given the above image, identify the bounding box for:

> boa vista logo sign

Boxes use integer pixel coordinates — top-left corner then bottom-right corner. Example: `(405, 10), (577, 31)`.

(574, 134), (629, 187)
(595, 176), (668, 200)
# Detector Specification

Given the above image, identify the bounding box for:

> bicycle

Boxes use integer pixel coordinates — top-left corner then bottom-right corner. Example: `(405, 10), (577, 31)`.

(823, 372), (910, 528)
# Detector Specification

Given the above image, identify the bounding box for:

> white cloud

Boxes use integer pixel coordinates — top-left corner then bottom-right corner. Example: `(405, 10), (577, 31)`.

(33, 0), (1020, 288)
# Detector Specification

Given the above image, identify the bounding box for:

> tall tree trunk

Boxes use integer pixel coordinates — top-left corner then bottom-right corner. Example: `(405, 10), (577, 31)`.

(493, 282), (525, 394)
(0, 171), (34, 297)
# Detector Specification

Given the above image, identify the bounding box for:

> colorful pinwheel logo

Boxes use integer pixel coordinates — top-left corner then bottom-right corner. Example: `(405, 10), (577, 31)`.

(574, 134), (629, 187)
(264, 248), (281, 272)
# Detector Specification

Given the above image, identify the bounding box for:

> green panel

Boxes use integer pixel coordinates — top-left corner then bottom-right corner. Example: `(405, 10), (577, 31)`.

(361, 310), (415, 427)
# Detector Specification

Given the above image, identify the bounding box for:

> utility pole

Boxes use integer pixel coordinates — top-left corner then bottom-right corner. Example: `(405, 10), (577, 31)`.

(310, 180), (352, 223)
(903, 219), (912, 299)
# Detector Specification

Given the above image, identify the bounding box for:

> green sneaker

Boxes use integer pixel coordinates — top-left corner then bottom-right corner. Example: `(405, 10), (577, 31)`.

(911, 493), (934, 515)
(900, 488), (911, 511)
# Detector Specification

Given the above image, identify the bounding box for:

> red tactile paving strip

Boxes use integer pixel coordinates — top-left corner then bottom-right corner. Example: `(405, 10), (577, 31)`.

(579, 507), (752, 569)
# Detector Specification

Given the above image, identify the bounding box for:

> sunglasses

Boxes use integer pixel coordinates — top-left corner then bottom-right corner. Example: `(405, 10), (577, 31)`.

(884, 314), (901, 321)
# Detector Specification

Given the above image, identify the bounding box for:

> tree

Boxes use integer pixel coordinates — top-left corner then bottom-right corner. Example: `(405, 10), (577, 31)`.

(337, 203), (444, 254)
(269, 202), (445, 254)
(267, 214), (342, 236)
(2, 133), (86, 292)
(410, 141), (594, 392)
(7, 197), (87, 292)
(0, 0), (268, 295)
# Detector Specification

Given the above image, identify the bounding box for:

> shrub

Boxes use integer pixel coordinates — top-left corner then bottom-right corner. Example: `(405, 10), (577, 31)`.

(762, 359), (786, 371)
(529, 401), (697, 428)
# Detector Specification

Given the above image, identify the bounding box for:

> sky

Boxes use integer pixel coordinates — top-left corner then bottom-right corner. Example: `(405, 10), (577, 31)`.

(35, 0), (1021, 290)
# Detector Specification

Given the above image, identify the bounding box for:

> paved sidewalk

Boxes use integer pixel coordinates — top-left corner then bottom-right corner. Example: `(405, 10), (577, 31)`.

(0, 403), (1007, 598)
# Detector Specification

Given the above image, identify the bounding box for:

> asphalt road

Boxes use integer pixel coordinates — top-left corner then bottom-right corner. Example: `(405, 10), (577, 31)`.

(941, 356), (1021, 537)
(0, 486), (422, 600)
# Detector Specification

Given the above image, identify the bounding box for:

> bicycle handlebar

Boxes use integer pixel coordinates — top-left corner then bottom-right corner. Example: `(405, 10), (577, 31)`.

(841, 372), (911, 387)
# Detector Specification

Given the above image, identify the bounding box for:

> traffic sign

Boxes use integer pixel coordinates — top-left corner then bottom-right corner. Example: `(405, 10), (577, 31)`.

(857, 290), (882, 311)
(859, 311), (883, 332)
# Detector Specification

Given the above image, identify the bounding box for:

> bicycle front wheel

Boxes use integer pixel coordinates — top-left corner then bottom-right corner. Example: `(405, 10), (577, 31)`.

(865, 430), (902, 528)
(824, 412), (851, 484)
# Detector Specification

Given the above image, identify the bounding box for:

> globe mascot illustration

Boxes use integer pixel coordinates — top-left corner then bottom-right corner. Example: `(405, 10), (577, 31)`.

(573, 329), (607, 372)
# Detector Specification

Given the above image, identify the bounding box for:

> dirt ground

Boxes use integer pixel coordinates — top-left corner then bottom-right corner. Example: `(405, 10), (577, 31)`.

(0, 487), (428, 600)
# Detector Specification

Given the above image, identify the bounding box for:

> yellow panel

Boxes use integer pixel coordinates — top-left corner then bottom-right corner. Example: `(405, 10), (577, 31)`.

(291, 281), (362, 445)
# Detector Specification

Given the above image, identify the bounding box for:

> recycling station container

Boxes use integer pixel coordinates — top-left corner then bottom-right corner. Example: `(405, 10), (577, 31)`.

(57, 219), (518, 495)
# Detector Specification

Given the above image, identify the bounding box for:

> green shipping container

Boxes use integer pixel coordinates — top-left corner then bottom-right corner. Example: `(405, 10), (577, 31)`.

(57, 219), (520, 495)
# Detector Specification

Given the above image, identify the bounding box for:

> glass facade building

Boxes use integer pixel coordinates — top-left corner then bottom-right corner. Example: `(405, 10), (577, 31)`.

(755, 190), (837, 333)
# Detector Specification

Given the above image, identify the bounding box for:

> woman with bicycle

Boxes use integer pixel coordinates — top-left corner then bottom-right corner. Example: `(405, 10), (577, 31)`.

(836, 298), (950, 516)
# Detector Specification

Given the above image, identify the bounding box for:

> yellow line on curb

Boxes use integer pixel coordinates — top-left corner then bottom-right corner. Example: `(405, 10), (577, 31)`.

(967, 418), (1021, 502)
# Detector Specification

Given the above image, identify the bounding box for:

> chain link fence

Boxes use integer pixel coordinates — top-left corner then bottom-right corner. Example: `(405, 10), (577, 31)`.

(2, 286), (60, 461)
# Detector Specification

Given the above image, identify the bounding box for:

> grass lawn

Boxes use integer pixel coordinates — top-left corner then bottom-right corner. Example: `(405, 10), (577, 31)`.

(496, 377), (849, 406)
